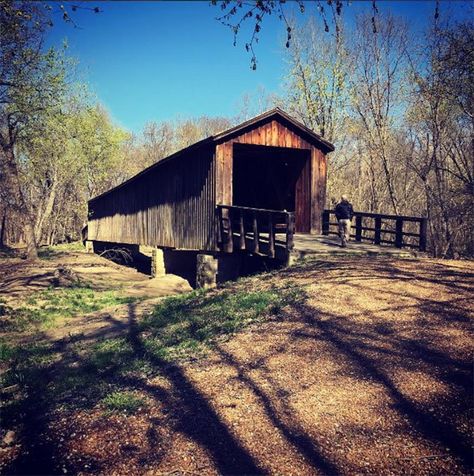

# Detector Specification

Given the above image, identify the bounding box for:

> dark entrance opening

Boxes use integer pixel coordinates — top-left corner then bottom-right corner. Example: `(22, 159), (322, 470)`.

(232, 143), (311, 233)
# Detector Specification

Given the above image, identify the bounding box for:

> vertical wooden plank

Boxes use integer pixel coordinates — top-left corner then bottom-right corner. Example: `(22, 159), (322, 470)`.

(271, 120), (278, 147)
(268, 212), (275, 258)
(265, 122), (272, 146)
(277, 122), (285, 147)
(215, 144), (225, 205)
(252, 211), (259, 254)
(310, 147), (322, 234)
(374, 216), (382, 244)
(239, 209), (245, 250)
(322, 210), (330, 235)
(419, 218), (427, 252)
(286, 212), (295, 251)
(395, 218), (403, 248)
(355, 215), (362, 241)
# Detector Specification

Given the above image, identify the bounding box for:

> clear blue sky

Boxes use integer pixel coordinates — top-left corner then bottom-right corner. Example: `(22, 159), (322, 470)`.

(47, 1), (470, 133)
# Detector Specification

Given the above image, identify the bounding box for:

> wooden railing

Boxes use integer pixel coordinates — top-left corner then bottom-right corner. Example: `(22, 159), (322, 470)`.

(217, 205), (295, 258)
(322, 210), (427, 252)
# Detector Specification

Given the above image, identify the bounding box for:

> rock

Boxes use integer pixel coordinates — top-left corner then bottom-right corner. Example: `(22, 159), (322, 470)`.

(52, 266), (80, 287)
(2, 430), (16, 446)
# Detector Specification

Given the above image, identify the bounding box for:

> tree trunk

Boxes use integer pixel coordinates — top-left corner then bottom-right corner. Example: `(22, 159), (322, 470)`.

(34, 171), (58, 245)
(2, 147), (38, 260)
(0, 213), (6, 247)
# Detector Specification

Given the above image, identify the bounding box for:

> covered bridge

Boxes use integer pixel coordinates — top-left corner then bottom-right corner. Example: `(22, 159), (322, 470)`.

(87, 108), (335, 286)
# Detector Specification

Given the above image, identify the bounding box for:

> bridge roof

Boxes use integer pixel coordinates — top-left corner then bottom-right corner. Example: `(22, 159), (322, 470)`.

(89, 108), (334, 204)
(213, 107), (335, 153)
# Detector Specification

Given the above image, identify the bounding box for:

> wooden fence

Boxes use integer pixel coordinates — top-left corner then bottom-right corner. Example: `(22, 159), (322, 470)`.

(322, 210), (427, 252)
(217, 205), (295, 258)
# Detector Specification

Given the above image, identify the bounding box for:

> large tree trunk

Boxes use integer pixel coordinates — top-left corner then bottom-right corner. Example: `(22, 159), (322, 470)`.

(34, 171), (58, 245)
(2, 147), (38, 260)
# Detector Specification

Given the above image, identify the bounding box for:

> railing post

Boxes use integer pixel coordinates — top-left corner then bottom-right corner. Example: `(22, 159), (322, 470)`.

(268, 212), (275, 258)
(286, 212), (295, 251)
(322, 210), (330, 235)
(252, 211), (259, 254)
(223, 207), (233, 253)
(238, 209), (246, 250)
(355, 215), (362, 242)
(419, 218), (427, 252)
(395, 218), (403, 248)
(216, 206), (223, 245)
(374, 216), (382, 245)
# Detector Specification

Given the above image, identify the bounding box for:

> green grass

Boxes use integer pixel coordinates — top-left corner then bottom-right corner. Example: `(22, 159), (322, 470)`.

(101, 391), (146, 415)
(0, 341), (58, 388)
(4, 286), (138, 331)
(38, 241), (85, 260)
(140, 282), (305, 359)
(1, 271), (306, 428)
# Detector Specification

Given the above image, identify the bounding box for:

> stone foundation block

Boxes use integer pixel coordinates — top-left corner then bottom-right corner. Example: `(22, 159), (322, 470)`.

(196, 254), (218, 289)
(151, 247), (165, 278)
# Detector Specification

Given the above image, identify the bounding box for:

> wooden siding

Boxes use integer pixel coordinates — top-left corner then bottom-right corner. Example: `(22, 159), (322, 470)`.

(215, 119), (327, 234)
(88, 145), (216, 250)
(311, 147), (327, 234)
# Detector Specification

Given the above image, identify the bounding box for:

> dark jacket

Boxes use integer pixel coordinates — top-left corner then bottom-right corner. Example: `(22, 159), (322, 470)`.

(335, 200), (354, 220)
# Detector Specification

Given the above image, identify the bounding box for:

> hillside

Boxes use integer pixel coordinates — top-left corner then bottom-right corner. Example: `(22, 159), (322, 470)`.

(0, 248), (472, 475)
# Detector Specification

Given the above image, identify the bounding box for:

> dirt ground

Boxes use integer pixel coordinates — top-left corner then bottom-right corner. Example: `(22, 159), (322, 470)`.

(0, 250), (192, 342)
(1, 252), (473, 475)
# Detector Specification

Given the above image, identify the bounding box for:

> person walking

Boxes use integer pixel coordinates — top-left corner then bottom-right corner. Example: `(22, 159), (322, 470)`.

(334, 195), (354, 247)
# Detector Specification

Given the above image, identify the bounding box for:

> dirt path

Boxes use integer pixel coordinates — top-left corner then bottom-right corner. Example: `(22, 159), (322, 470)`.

(1, 255), (473, 475)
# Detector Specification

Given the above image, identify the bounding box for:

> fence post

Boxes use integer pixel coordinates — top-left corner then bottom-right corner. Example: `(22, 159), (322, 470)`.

(252, 211), (259, 254)
(238, 209), (246, 250)
(395, 218), (403, 248)
(268, 212), (275, 258)
(322, 210), (330, 235)
(223, 207), (233, 253)
(374, 216), (382, 245)
(419, 218), (427, 252)
(355, 215), (362, 242)
(286, 212), (295, 251)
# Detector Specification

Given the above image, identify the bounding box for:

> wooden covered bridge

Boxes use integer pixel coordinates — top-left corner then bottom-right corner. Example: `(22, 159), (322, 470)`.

(87, 108), (427, 287)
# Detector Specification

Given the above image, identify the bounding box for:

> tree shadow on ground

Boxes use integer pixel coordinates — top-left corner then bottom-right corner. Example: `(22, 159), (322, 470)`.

(2, 258), (472, 475)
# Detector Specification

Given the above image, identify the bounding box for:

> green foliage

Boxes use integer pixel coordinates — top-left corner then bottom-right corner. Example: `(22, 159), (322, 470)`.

(4, 287), (137, 331)
(101, 391), (146, 415)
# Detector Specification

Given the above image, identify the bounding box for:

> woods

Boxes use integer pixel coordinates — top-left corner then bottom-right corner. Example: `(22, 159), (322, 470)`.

(281, 13), (473, 258)
(1, 1), (472, 258)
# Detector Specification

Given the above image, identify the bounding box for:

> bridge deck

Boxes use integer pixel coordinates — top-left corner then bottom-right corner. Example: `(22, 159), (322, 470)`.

(292, 234), (417, 259)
